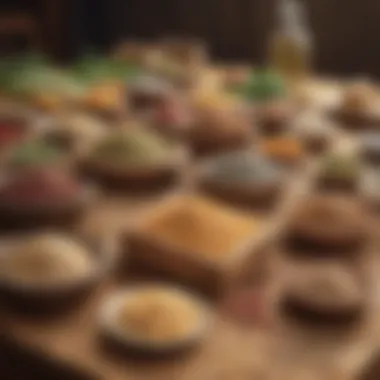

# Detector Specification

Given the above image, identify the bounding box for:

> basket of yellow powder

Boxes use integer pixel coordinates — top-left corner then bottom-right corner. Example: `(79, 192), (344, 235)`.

(127, 195), (266, 296)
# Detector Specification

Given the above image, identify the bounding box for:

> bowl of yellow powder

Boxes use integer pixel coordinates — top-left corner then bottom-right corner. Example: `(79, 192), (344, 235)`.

(99, 283), (213, 354)
(0, 232), (113, 314)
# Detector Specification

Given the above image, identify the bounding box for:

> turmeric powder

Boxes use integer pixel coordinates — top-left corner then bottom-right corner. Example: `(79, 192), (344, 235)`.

(259, 137), (304, 163)
(141, 196), (259, 261)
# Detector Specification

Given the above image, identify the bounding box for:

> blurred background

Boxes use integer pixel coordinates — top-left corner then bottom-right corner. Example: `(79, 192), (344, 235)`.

(1, 0), (380, 77)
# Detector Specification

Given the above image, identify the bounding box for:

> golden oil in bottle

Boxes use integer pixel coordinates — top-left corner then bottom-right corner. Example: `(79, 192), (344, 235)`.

(269, 0), (313, 84)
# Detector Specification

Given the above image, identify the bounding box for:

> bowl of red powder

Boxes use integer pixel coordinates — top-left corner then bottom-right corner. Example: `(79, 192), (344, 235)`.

(0, 167), (95, 231)
(0, 116), (29, 149)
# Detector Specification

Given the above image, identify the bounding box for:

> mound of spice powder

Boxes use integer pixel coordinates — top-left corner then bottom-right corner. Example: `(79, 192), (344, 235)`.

(8, 140), (64, 168)
(0, 117), (28, 148)
(320, 153), (361, 182)
(91, 128), (174, 168)
(140, 196), (259, 261)
(153, 97), (192, 134)
(205, 151), (283, 186)
(0, 168), (81, 207)
(259, 137), (304, 163)
(190, 103), (251, 143)
(1, 233), (93, 286)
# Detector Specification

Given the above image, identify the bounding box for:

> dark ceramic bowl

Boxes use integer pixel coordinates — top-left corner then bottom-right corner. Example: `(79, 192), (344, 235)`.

(316, 174), (359, 193)
(283, 197), (369, 256)
(200, 179), (282, 211)
(331, 108), (380, 131)
(187, 131), (252, 157)
(0, 179), (97, 232)
(280, 292), (365, 328)
(359, 135), (380, 165)
(275, 261), (369, 330)
(80, 147), (188, 192)
(98, 283), (213, 356)
(198, 157), (284, 210)
(0, 234), (116, 316)
(303, 135), (330, 155)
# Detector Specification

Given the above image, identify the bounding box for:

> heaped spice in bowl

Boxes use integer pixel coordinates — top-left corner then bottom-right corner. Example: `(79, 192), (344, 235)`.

(139, 196), (259, 262)
(318, 152), (362, 191)
(259, 137), (304, 166)
(201, 151), (285, 207)
(118, 288), (202, 342)
(100, 284), (212, 354)
(281, 265), (366, 328)
(283, 195), (369, 256)
(255, 99), (296, 135)
(44, 112), (107, 154)
(89, 128), (177, 170)
(0, 167), (82, 209)
(0, 117), (28, 148)
(127, 75), (174, 112)
(0, 233), (94, 287)
(360, 132), (380, 165)
(336, 80), (380, 128)
(7, 139), (65, 170)
(188, 99), (252, 155)
(83, 127), (184, 190)
(204, 151), (282, 187)
(292, 111), (335, 153)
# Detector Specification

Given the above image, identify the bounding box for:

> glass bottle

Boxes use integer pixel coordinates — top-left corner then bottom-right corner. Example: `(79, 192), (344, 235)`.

(268, 0), (313, 85)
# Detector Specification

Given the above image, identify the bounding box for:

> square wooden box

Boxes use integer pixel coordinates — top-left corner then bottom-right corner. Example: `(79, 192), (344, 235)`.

(124, 195), (274, 297)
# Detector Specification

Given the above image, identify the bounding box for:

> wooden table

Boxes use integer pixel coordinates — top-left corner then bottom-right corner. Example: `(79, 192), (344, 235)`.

(1, 186), (379, 380)
(1, 81), (379, 380)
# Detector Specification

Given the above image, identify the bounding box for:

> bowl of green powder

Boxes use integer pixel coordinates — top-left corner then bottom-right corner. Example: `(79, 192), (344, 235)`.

(82, 127), (187, 191)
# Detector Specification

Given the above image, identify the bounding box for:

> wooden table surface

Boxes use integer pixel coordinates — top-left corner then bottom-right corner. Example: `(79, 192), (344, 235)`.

(1, 187), (380, 380)
(1, 80), (380, 380)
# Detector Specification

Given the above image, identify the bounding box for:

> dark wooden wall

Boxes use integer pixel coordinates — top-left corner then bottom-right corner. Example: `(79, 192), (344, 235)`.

(108, 0), (380, 78)
(7, 0), (380, 78)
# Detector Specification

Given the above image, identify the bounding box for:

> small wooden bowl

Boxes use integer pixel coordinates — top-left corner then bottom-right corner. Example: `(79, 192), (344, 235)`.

(80, 104), (125, 124)
(187, 132), (252, 157)
(197, 156), (284, 210)
(316, 174), (359, 193)
(0, 184), (96, 232)
(199, 179), (282, 211)
(99, 284), (213, 357)
(80, 147), (188, 192)
(0, 234), (115, 316)
(275, 261), (369, 330)
(255, 102), (298, 137)
(258, 119), (290, 136)
(280, 293), (364, 328)
(331, 109), (380, 131)
(361, 149), (380, 166)
(359, 137), (380, 165)
(302, 135), (331, 155)
(281, 195), (370, 257)
(359, 171), (380, 212)
(258, 140), (305, 168)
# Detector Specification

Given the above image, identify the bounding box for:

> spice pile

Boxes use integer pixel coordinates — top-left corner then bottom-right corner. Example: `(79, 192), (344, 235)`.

(1, 233), (93, 286)
(141, 196), (259, 260)
(89, 128), (175, 168)
(0, 40), (380, 379)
